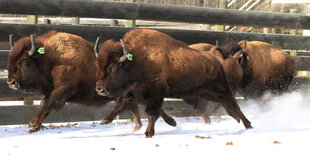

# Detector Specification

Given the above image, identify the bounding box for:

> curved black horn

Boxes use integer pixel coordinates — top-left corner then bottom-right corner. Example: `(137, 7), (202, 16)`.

(9, 34), (13, 49)
(29, 34), (36, 56)
(119, 39), (128, 62)
(94, 37), (100, 57)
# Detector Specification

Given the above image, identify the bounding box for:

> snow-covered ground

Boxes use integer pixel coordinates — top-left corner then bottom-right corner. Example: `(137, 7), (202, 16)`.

(1, 90), (310, 155)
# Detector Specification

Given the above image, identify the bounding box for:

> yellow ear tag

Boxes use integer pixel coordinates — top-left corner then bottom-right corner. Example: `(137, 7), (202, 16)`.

(37, 47), (45, 54)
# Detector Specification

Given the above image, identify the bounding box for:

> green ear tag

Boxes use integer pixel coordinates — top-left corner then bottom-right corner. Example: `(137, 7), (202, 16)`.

(37, 47), (45, 54)
(127, 53), (133, 61)
(247, 56), (249, 60)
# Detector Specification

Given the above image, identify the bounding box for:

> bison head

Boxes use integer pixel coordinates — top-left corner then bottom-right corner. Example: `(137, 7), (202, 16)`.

(95, 39), (136, 98)
(7, 35), (46, 92)
(222, 42), (248, 67)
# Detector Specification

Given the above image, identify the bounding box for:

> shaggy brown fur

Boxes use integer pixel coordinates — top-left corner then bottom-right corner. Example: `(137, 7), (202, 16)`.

(96, 29), (252, 137)
(235, 41), (295, 99)
(189, 43), (243, 123)
(7, 31), (176, 132)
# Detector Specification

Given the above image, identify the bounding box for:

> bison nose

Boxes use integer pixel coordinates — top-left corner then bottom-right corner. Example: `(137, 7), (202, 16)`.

(7, 80), (15, 85)
(96, 86), (110, 96)
(7, 79), (18, 90)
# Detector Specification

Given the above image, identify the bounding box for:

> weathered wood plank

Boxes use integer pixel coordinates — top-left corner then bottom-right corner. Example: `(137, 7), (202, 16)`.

(0, 0), (309, 29)
(0, 100), (198, 125)
(292, 56), (310, 71)
(1, 24), (310, 50)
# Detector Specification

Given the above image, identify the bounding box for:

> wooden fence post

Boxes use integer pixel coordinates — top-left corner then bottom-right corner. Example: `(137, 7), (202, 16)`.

(72, 17), (80, 25)
(290, 9), (298, 57)
(216, 0), (227, 31)
(290, 9), (299, 76)
(27, 15), (38, 24)
(24, 97), (34, 105)
(126, 0), (136, 28)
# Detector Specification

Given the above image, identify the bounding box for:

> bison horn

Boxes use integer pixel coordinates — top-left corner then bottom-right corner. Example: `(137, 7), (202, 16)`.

(119, 39), (128, 62)
(9, 34), (13, 49)
(94, 37), (100, 57)
(29, 34), (36, 56)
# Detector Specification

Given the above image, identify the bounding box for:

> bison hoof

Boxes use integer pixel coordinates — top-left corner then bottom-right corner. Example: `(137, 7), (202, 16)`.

(167, 119), (177, 127)
(134, 125), (142, 132)
(236, 118), (241, 123)
(145, 132), (154, 138)
(28, 124), (40, 133)
(100, 119), (112, 125)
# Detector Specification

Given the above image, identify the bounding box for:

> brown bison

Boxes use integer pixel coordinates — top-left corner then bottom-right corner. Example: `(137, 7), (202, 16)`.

(188, 43), (244, 123)
(95, 29), (252, 138)
(189, 43), (244, 95)
(225, 41), (295, 99)
(7, 31), (176, 133)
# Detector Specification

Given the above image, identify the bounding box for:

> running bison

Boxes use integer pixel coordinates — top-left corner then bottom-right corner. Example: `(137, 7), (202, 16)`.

(7, 31), (176, 133)
(188, 43), (245, 123)
(189, 43), (244, 95)
(225, 41), (295, 99)
(95, 29), (252, 138)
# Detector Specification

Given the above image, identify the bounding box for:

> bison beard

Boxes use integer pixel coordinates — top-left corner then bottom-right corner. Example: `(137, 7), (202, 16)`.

(7, 31), (176, 133)
(96, 29), (252, 138)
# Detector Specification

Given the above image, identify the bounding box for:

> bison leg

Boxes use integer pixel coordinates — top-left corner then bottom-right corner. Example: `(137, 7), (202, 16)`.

(100, 97), (124, 125)
(144, 97), (163, 138)
(183, 98), (211, 124)
(145, 114), (157, 138)
(28, 86), (72, 133)
(120, 97), (143, 132)
(213, 104), (224, 114)
(160, 108), (177, 127)
(101, 97), (143, 132)
(128, 104), (142, 132)
(28, 97), (49, 133)
(218, 96), (252, 129)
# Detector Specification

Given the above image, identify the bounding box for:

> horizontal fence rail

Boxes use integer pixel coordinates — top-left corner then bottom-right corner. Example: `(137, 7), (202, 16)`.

(0, 100), (207, 125)
(0, 0), (309, 29)
(1, 76), (310, 125)
(1, 24), (310, 50)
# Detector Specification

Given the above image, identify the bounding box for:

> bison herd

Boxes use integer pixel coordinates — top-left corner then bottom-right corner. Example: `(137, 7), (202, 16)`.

(6, 29), (295, 137)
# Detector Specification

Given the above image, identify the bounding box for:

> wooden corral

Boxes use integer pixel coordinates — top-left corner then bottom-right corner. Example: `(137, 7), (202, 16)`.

(1, 0), (310, 125)
(0, 0), (309, 29)
(1, 24), (310, 50)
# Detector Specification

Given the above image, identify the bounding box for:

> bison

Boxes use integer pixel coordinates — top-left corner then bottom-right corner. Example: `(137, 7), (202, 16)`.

(189, 43), (244, 95)
(224, 41), (295, 99)
(7, 31), (176, 133)
(95, 29), (252, 138)
(188, 43), (245, 123)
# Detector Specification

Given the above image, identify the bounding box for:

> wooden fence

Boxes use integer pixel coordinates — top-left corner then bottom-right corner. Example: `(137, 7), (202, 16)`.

(1, 0), (310, 125)
(0, 0), (309, 29)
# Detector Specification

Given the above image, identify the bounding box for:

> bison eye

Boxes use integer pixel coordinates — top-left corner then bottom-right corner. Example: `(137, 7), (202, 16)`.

(22, 59), (31, 67)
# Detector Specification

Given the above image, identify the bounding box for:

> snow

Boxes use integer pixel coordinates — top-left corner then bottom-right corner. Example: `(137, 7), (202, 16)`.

(1, 90), (310, 155)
